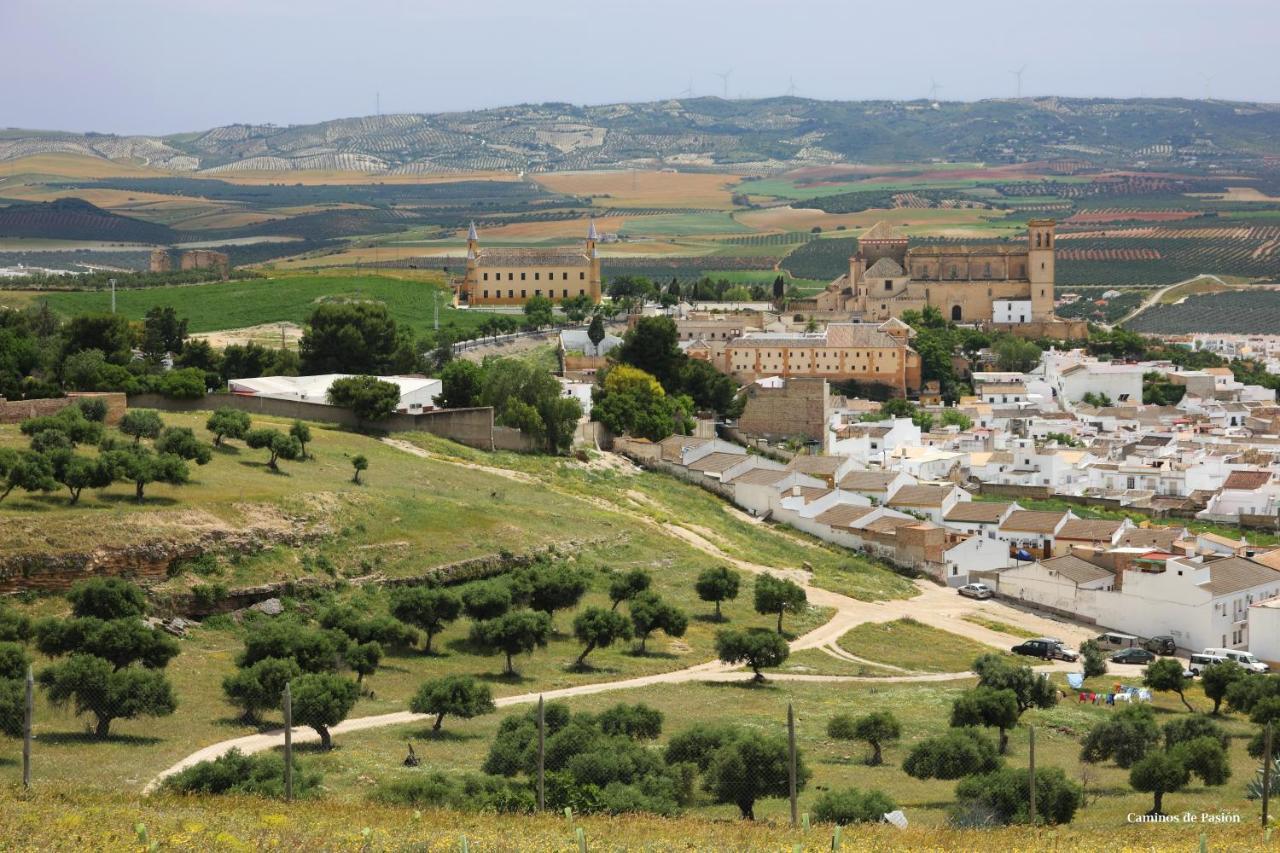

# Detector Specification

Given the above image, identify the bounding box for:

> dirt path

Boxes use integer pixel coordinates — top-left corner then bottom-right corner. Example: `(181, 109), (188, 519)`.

(145, 442), (1085, 791)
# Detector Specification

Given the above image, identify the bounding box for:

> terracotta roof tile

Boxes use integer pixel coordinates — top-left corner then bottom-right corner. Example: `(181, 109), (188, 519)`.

(1000, 510), (1069, 534)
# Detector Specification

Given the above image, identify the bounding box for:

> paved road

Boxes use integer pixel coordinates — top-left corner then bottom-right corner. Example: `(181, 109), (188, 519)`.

(144, 446), (1086, 791)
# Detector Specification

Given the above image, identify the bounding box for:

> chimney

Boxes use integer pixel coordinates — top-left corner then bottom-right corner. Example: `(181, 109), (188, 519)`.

(791, 484), (802, 498)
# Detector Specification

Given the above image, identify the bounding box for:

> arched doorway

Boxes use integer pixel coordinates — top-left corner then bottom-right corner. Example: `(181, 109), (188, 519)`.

(951, 305), (962, 322)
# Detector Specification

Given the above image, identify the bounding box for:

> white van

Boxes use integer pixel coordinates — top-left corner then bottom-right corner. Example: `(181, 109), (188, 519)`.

(1201, 648), (1270, 674)
(1187, 653), (1227, 676)
(1095, 632), (1140, 651)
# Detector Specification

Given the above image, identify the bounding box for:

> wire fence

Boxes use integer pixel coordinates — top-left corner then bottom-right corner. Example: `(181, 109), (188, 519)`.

(8, 669), (1276, 835)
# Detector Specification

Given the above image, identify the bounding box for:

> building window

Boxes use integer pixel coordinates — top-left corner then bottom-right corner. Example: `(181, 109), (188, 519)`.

(884, 281), (892, 291)
(508, 290), (513, 297)
(521, 289), (527, 298)
(483, 272), (489, 281)
(580, 272), (585, 280)
(508, 273), (514, 281)
(951, 305), (962, 322)
(521, 272), (526, 281)
(483, 290), (489, 298)
(535, 289), (541, 297)
(563, 289), (568, 297)
(534, 272), (540, 281)
(563, 272), (568, 280)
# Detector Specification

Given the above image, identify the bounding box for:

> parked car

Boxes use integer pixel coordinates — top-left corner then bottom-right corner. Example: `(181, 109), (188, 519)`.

(1012, 639), (1060, 660)
(1095, 631), (1141, 651)
(958, 583), (994, 600)
(1187, 653), (1228, 676)
(1202, 648), (1270, 674)
(1110, 648), (1156, 665)
(1143, 635), (1177, 656)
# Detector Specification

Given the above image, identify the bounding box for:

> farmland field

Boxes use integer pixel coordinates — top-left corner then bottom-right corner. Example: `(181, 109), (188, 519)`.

(3, 272), (479, 340)
(531, 170), (742, 208)
(1126, 288), (1280, 334)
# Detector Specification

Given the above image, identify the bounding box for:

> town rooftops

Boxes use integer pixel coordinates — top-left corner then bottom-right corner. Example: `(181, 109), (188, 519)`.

(860, 221), (907, 242)
(1198, 556), (1280, 596)
(838, 470), (900, 493)
(1117, 527), (1186, 551)
(982, 383), (1027, 395)
(475, 247), (590, 267)
(1056, 518), (1125, 542)
(787, 456), (846, 477)
(1000, 509), (1070, 534)
(864, 257), (906, 278)
(1223, 470), (1273, 491)
(814, 503), (878, 529)
(724, 467), (790, 487)
(1040, 554), (1115, 585)
(887, 484), (955, 508)
(657, 434), (711, 462)
(686, 452), (746, 474)
(943, 501), (1012, 524)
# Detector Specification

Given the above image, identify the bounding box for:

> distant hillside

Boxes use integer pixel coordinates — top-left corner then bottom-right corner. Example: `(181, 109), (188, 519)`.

(3, 96), (1279, 174)
(0, 197), (176, 243)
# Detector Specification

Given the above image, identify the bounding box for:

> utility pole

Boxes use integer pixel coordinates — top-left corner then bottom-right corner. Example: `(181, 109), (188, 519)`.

(787, 703), (798, 827)
(434, 289), (440, 332)
(109, 277), (116, 314)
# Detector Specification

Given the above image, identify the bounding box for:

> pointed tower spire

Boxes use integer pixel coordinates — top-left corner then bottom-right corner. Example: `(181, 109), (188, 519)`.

(587, 218), (599, 241)
(467, 221), (478, 241)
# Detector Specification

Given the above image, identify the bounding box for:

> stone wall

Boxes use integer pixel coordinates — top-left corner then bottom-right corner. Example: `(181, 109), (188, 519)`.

(737, 377), (831, 442)
(0, 392), (126, 426)
(127, 393), (504, 451)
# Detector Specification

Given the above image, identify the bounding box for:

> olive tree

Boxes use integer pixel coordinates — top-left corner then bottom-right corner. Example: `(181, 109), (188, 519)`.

(1144, 658), (1195, 712)
(409, 675), (495, 732)
(827, 710), (900, 766)
(627, 591), (687, 654)
(469, 610), (552, 676)
(244, 428), (303, 472)
(753, 574), (806, 634)
(289, 673), (359, 750)
(389, 587), (462, 654)
(572, 607), (632, 668)
(206, 407), (251, 447)
(703, 730), (808, 819)
(714, 628), (788, 682)
(951, 687), (1020, 754)
(695, 566), (740, 621)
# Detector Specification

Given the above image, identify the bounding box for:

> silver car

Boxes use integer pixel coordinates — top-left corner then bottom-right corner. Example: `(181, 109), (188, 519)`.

(958, 582), (994, 600)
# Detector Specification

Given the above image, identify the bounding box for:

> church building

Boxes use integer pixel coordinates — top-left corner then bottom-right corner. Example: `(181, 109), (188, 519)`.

(458, 221), (602, 306)
(800, 219), (1057, 325)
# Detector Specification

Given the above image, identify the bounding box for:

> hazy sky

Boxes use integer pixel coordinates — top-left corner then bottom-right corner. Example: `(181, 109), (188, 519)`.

(3, 0), (1277, 135)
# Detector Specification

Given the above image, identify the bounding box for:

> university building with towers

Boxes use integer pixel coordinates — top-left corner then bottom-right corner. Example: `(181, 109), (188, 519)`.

(457, 220), (602, 307)
(798, 219), (1068, 333)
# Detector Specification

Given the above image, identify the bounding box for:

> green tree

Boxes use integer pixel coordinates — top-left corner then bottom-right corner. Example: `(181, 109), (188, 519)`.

(221, 657), (302, 723)
(811, 787), (895, 826)
(1081, 703), (1160, 768)
(300, 302), (405, 375)
(940, 409), (973, 430)
(714, 628), (789, 682)
(955, 767), (1082, 825)
(237, 621), (339, 673)
(703, 730), (809, 820)
(468, 610), (552, 676)
(205, 407), (251, 448)
(587, 313), (606, 351)
(972, 654), (1057, 715)
(1080, 639), (1108, 678)
(1129, 751), (1190, 816)
(21, 407), (104, 447)
(244, 428), (303, 472)
(289, 673), (359, 750)
(522, 295), (554, 329)
(1163, 715), (1229, 751)
(350, 454), (368, 484)
(389, 588), (462, 654)
(410, 675), (495, 732)
(141, 306), (188, 360)
(1200, 660), (1244, 715)
(47, 450), (114, 505)
(289, 421), (312, 459)
(903, 729), (1002, 780)
(592, 364), (693, 441)
(345, 641), (382, 684)
(63, 313), (133, 364)
(571, 607), (632, 667)
(993, 337), (1043, 373)
(608, 569), (651, 610)
(951, 686), (1020, 754)
(119, 409), (165, 444)
(613, 316), (684, 390)
(695, 566), (740, 620)
(461, 581), (512, 621)
(753, 574), (806, 633)
(524, 565), (588, 624)
(1145, 658), (1195, 712)
(436, 359), (483, 410)
(155, 426), (213, 465)
(0, 449), (56, 503)
(827, 710), (901, 766)
(478, 359), (582, 454)
(163, 748), (320, 799)
(38, 654), (177, 738)
(102, 445), (190, 502)
(68, 577), (146, 620)
(597, 703), (662, 740)
(35, 616), (178, 671)
(326, 375), (401, 421)
(627, 591), (687, 654)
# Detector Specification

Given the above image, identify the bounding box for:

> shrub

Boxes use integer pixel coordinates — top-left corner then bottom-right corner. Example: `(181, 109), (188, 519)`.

(903, 729), (1002, 780)
(811, 786), (896, 826)
(827, 711), (900, 766)
(163, 748), (320, 798)
(704, 730), (808, 820)
(954, 767), (1082, 826)
(371, 771), (534, 812)
(1081, 703), (1160, 768)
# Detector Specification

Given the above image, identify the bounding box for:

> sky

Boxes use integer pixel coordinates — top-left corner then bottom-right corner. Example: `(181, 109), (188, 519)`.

(3, 0), (1277, 136)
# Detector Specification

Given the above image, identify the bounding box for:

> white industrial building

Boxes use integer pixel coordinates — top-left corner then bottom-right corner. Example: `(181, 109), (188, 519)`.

(228, 374), (442, 413)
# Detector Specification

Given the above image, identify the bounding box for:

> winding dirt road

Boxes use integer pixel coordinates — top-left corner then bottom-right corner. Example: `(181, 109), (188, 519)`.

(145, 444), (1088, 791)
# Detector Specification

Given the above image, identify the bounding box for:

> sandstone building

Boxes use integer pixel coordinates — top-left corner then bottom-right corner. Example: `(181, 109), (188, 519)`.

(459, 221), (602, 307)
(724, 319), (922, 395)
(800, 219), (1058, 325)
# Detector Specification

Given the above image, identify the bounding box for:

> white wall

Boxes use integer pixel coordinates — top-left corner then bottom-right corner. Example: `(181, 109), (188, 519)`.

(994, 300), (1033, 324)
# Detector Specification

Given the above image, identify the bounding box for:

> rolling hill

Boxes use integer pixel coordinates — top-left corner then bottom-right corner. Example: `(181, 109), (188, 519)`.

(3, 96), (1279, 175)
(0, 197), (177, 243)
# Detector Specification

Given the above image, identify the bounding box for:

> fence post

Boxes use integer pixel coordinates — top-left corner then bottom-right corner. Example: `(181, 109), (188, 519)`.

(23, 664), (33, 789)
(1028, 725), (1037, 825)
(283, 683), (294, 803)
(537, 695), (546, 812)
(787, 703), (798, 828)
(1263, 721), (1273, 829)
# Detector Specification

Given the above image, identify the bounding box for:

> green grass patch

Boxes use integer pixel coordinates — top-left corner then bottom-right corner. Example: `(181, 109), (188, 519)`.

(835, 617), (996, 673)
(961, 615), (1037, 639)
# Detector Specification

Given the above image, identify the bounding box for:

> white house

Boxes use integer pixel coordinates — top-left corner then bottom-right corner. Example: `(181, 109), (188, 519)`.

(1044, 351), (1144, 405)
(942, 500), (1018, 538)
(828, 417), (920, 464)
(1247, 597), (1280, 667)
(995, 554), (1117, 619)
(228, 373), (441, 413)
(1198, 470), (1280, 523)
(885, 482), (969, 524)
(944, 533), (1016, 585)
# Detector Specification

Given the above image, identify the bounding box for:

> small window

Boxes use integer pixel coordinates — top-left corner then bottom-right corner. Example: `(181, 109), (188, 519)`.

(563, 272), (568, 280)
(534, 272), (540, 281)
(508, 272), (514, 281)
(580, 272), (585, 280)
(535, 289), (541, 297)
(521, 272), (526, 281)
(483, 272), (489, 281)
(508, 289), (513, 297)
(483, 290), (489, 298)
(884, 281), (893, 291)
(521, 289), (526, 298)
(563, 289), (568, 297)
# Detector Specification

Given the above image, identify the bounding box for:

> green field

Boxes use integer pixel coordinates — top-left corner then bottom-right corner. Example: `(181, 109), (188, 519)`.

(834, 618), (1004, 672)
(9, 272), (482, 340)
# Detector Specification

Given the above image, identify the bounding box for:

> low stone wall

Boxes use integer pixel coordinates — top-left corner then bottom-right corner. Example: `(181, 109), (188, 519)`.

(1241, 513), (1280, 532)
(0, 391), (126, 426)
(128, 393), (503, 451)
(975, 483), (1053, 501)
